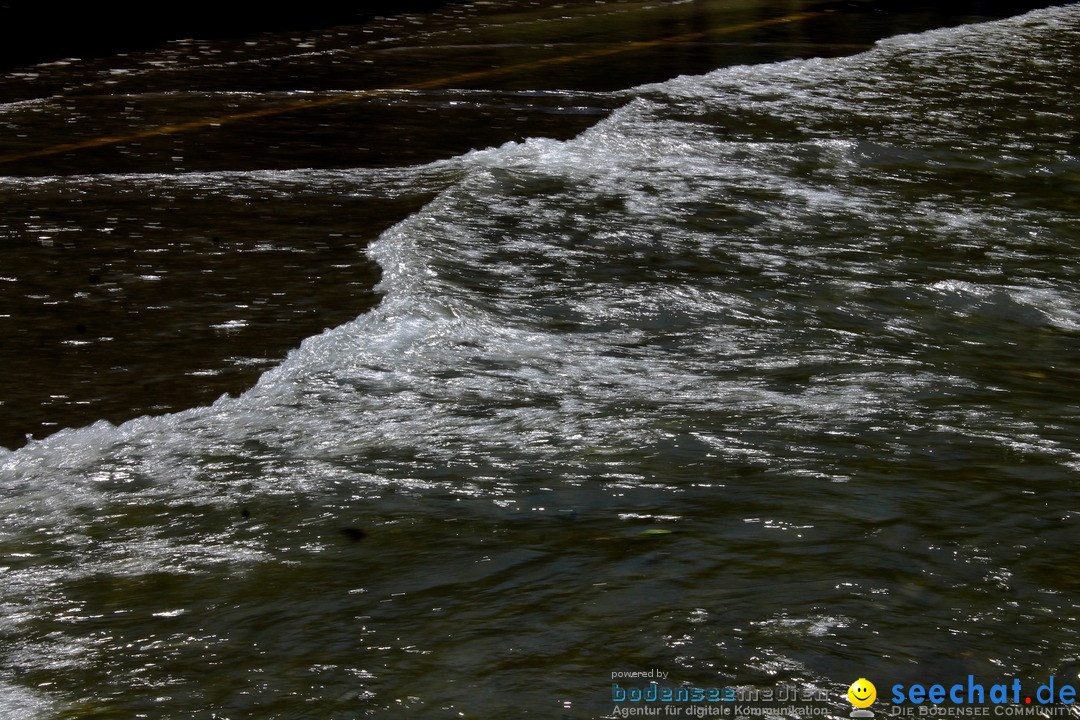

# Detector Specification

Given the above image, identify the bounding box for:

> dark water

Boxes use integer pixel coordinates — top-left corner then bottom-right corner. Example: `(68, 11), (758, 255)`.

(0, 0), (1060, 448)
(1, 2), (1079, 719)
(0, 1), (466, 70)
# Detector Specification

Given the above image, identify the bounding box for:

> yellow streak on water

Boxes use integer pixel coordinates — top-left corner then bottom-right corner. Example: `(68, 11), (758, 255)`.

(0, 11), (825, 164)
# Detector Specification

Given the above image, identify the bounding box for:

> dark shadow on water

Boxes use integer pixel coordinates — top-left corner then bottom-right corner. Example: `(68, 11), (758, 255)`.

(0, 1), (468, 70)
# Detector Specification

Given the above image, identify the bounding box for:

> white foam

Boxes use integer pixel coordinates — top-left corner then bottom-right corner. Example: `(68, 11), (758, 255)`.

(2, 9), (1079, 708)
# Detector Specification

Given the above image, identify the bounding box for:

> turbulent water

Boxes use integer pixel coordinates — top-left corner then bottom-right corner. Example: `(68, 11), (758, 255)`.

(2, 5), (1080, 718)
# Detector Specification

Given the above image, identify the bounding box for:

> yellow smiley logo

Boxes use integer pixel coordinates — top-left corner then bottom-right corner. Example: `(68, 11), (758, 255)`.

(848, 678), (877, 708)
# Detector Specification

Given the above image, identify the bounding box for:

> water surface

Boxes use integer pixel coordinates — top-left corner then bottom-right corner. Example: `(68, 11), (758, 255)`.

(1, 3), (1079, 719)
(0, 0), (1059, 446)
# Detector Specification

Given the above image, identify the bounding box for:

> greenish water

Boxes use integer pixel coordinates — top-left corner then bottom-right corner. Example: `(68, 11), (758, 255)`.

(1, 2), (1079, 718)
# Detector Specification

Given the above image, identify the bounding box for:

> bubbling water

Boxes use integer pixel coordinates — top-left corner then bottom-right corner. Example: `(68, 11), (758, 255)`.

(2, 4), (1079, 718)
